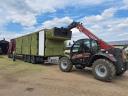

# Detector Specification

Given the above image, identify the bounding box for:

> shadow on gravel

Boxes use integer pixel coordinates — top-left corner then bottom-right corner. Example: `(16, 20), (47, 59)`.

(25, 87), (34, 92)
(71, 68), (93, 78)
(115, 72), (128, 80)
(40, 63), (57, 66)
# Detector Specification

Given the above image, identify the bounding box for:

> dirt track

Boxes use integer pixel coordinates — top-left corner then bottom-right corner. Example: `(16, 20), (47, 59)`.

(0, 56), (128, 96)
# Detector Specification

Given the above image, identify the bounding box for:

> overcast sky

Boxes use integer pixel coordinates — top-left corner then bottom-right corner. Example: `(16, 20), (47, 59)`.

(0, 0), (128, 41)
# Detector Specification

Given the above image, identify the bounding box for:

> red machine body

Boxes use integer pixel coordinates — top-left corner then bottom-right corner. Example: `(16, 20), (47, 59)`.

(68, 22), (113, 50)
(8, 39), (16, 55)
(76, 23), (113, 50)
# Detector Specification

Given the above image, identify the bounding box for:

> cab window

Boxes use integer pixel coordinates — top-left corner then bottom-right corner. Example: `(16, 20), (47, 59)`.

(91, 40), (99, 52)
(83, 40), (91, 49)
(72, 42), (81, 53)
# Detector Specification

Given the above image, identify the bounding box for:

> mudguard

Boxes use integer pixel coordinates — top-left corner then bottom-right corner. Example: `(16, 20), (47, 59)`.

(90, 52), (117, 64)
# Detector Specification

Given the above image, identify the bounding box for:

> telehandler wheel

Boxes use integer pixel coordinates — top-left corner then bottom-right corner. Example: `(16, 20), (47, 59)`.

(75, 65), (85, 69)
(59, 57), (73, 72)
(116, 71), (126, 76)
(92, 59), (116, 82)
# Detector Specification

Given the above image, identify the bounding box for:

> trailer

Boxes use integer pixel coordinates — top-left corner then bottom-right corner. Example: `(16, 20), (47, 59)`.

(8, 27), (72, 64)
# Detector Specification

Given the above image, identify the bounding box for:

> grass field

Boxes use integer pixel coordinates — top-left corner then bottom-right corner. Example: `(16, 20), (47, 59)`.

(0, 56), (45, 79)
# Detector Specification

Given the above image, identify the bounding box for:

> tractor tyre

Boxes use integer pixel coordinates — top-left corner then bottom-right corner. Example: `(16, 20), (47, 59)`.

(116, 71), (126, 76)
(59, 57), (73, 72)
(111, 48), (127, 76)
(92, 59), (116, 82)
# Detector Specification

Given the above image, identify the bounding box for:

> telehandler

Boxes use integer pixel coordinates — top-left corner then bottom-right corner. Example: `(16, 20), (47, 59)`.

(59, 22), (128, 81)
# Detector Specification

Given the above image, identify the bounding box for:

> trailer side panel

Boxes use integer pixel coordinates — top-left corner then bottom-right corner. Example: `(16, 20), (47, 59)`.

(31, 33), (38, 55)
(16, 37), (22, 54)
(45, 39), (64, 56)
(22, 35), (31, 55)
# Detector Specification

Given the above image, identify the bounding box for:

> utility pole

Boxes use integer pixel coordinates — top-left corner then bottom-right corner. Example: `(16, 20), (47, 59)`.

(0, 32), (5, 40)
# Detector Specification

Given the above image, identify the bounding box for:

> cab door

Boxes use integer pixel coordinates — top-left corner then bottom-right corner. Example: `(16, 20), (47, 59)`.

(70, 39), (91, 65)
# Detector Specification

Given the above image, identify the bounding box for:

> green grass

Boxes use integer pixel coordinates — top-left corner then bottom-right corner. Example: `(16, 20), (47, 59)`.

(0, 56), (45, 77)
(0, 55), (4, 58)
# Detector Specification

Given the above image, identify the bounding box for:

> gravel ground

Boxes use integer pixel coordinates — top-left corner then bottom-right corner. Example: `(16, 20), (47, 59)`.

(0, 56), (128, 96)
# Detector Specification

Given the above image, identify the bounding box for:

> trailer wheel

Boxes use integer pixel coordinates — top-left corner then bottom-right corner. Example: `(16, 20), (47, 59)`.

(8, 54), (13, 58)
(31, 56), (37, 64)
(26, 55), (31, 63)
(92, 59), (116, 82)
(36, 56), (44, 64)
(12, 54), (16, 61)
(59, 57), (73, 72)
(23, 55), (27, 62)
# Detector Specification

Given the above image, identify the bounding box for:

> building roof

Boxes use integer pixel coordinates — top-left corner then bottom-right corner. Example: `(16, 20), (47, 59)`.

(109, 40), (128, 46)
(0, 39), (9, 44)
